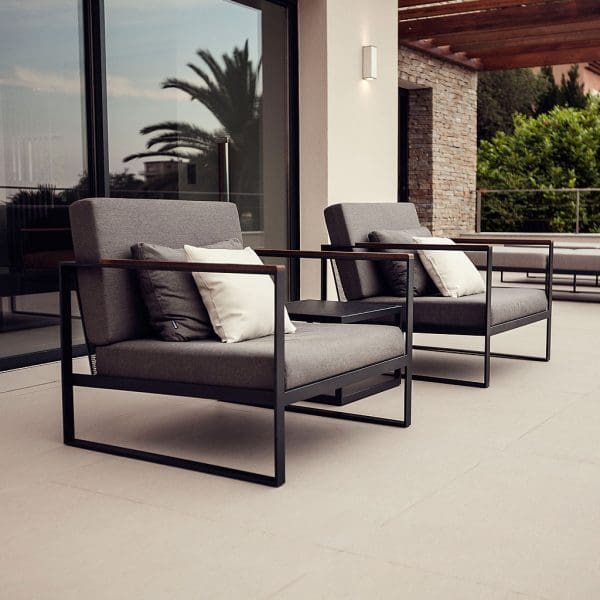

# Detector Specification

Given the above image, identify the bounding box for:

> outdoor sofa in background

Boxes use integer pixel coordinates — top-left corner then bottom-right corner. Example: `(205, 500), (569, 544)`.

(60, 198), (414, 487)
(465, 241), (600, 294)
(324, 202), (553, 388)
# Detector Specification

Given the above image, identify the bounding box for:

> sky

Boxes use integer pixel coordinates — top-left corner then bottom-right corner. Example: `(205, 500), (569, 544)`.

(0, 0), (262, 194)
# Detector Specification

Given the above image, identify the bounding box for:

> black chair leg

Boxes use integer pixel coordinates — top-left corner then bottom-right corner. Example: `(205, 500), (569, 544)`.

(545, 316), (552, 361)
(403, 367), (412, 427)
(273, 397), (286, 487)
(483, 332), (491, 388)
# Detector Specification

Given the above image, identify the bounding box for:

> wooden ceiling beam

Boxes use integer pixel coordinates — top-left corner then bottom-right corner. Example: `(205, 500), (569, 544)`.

(424, 18), (600, 47)
(454, 27), (600, 54)
(402, 39), (482, 70)
(396, 0), (540, 7)
(398, 0), (551, 21)
(481, 46), (600, 70)
(397, 0), (466, 7)
(398, 0), (600, 39)
(476, 37), (600, 59)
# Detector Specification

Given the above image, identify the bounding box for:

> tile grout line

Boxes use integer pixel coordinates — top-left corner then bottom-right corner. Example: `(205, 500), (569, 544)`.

(508, 393), (588, 446)
(262, 573), (308, 599)
(0, 380), (59, 396)
(303, 543), (551, 600)
(377, 458), (486, 528)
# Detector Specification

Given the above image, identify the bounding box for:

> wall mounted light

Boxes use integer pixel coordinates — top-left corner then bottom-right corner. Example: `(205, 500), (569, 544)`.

(362, 45), (378, 80)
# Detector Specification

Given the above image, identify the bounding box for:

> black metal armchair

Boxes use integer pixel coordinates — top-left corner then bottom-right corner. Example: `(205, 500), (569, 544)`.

(324, 202), (553, 388)
(61, 198), (414, 487)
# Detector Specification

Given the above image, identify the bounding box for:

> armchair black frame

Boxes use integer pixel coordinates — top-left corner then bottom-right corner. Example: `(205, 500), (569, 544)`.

(321, 238), (553, 388)
(60, 249), (414, 488)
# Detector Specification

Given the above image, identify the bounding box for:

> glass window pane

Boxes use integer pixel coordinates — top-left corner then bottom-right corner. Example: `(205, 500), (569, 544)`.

(0, 1), (87, 368)
(104, 0), (290, 249)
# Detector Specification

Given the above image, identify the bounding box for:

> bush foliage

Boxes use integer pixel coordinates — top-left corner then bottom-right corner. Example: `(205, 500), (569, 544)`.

(477, 99), (600, 232)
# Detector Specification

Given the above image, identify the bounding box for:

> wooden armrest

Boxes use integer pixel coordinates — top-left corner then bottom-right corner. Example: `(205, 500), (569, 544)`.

(455, 237), (553, 248)
(355, 242), (491, 252)
(256, 248), (414, 262)
(62, 259), (284, 275)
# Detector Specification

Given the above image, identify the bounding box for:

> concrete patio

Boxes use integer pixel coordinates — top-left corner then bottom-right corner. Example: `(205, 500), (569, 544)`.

(1, 297), (599, 599)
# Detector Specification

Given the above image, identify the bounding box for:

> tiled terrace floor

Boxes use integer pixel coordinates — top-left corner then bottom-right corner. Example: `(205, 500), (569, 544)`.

(1, 299), (599, 599)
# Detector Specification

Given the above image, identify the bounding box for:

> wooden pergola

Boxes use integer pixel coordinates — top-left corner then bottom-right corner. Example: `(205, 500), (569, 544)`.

(398, 0), (600, 71)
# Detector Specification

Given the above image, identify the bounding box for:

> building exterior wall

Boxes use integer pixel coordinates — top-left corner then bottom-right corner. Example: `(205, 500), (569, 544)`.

(399, 46), (478, 236)
(298, 0), (398, 296)
(407, 87), (433, 228)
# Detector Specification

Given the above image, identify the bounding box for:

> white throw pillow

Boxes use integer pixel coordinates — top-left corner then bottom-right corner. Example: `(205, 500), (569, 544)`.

(412, 237), (486, 298)
(184, 245), (296, 343)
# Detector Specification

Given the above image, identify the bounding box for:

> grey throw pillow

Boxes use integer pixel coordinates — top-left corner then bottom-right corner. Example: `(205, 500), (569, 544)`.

(369, 228), (436, 296)
(131, 239), (242, 341)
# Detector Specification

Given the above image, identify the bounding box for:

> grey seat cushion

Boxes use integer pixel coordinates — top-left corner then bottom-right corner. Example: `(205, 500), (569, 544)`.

(467, 246), (600, 273)
(554, 249), (600, 272)
(131, 239), (242, 342)
(467, 247), (549, 270)
(368, 228), (436, 296)
(555, 242), (600, 250)
(95, 322), (404, 391)
(364, 287), (548, 334)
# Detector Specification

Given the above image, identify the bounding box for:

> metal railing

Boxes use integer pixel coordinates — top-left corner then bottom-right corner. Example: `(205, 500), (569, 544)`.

(477, 188), (600, 234)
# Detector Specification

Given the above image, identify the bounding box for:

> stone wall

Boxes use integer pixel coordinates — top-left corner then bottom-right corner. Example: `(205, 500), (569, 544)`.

(399, 46), (478, 235)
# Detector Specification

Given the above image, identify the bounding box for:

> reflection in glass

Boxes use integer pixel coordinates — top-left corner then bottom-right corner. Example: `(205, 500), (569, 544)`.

(0, 1), (87, 368)
(105, 0), (289, 249)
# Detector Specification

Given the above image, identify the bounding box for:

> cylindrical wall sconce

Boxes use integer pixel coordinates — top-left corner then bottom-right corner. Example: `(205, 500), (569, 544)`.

(362, 45), (378, 80)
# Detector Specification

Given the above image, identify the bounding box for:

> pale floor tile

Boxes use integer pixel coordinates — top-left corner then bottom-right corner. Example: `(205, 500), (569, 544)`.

(271, 553), (542, 600)
(0, 357), (88, 394)
(511, 392), (600, 466)
(48, 430), (493, 551)
(0, 481), (339, 600)
(342, 451), (600, 600)
(0, 362), (59, 393)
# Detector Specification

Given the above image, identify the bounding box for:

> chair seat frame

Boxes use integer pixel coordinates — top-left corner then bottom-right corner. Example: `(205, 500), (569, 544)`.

(60, 250), (414, 487)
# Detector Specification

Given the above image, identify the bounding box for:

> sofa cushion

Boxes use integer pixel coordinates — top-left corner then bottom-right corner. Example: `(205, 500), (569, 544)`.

(554, 249), (600, 272)
(184, 245), (296, 343)
(467, 246), (600, 273)
(364, 287), (548, 334)
(467, 246), (549, 271)
(414, 237), (486, 298)
(131, 239), (242, 342)
(95, 322), (404, 391)
(368, 228), (435, 296)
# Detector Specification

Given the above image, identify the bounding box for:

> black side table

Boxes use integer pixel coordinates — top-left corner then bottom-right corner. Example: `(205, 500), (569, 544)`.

(286, 299), (405, 406)
(286, 299), (403, 325)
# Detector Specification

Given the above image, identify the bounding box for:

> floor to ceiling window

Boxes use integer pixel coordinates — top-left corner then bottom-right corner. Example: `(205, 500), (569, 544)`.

(0, 1), (88, 370)
(0, 0), (298, 372)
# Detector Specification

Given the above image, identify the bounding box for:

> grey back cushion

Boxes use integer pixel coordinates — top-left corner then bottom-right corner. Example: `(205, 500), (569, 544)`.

(369, 228), (436, 296)
(70, 198), (243, 347)
(324, 203), (421, 299)
(131, 239), (242, 342)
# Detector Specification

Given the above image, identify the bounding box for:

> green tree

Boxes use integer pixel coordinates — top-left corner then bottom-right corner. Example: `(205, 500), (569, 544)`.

(477, 69), (549, 141)
(559, 64), (588, 109)
(536, 65), (560, 114)
(536, 65), (589, 114)
(124, 41), (262, 195)
(477, 101), (600, 232)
